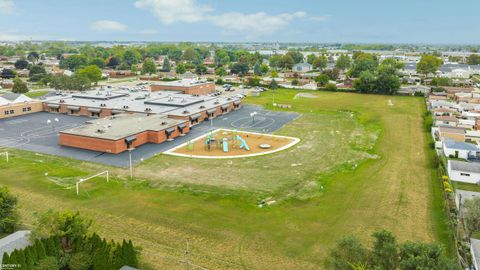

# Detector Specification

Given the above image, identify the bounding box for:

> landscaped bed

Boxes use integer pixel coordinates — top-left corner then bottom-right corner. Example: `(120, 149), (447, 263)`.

(165, 129), (300, 158)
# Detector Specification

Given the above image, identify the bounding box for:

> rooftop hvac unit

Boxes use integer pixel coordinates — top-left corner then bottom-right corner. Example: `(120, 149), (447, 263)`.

(199, 105), (205, 109)
(183, 110), (189, 114)
(96, 129), (105, 134)
(100, 104), (106, 107)
(161, 122), (167, 125)
(123, 105), (129, 109)
(60, 99), (65, 103)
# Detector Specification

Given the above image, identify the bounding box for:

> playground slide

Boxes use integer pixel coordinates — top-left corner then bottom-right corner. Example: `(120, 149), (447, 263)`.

(223, 138), (229, 152)
(236, 135), (250, 151)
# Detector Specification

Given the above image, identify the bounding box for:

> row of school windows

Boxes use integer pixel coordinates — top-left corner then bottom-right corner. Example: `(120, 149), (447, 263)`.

(3, 107), (32, 115)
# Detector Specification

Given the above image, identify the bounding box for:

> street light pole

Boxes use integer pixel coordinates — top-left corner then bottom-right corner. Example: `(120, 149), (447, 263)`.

(128, 148), (133, 179)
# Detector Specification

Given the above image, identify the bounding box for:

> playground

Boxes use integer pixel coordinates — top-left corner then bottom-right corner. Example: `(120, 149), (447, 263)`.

(166, 129), (300, 158)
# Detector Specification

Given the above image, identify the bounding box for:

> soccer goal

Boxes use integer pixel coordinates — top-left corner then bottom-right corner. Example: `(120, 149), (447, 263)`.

(0, 152), (9, 162)
(76, 171), (109, 195)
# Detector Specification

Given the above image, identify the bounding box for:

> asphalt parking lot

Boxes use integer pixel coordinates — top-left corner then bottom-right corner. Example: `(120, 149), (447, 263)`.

(0, 105), (299, 167)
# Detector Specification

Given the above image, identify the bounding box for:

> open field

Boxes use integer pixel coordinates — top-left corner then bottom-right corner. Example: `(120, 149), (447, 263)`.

(0, 90), (451, 269)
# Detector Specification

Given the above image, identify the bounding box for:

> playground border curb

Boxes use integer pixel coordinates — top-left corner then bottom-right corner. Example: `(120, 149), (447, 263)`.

(163, 128), (301, 159)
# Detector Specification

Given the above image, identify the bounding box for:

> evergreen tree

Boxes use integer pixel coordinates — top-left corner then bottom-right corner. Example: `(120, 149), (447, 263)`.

(9, 250), (17, 264)
(2, 252), (10, 264)
(126, 240), (138, 267)
(162, 57), (171, 72)
(24, 247), (35, 269)
(35, 239), (47, 260)
(16, 250), (26, 270)
(253, 62), (261, 75)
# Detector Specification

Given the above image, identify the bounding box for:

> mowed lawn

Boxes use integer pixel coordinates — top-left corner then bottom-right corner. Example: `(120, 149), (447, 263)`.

(0, 90), (450, 269)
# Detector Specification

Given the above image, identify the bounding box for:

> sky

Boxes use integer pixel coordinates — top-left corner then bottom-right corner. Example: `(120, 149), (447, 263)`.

(0, 0), (479, 44)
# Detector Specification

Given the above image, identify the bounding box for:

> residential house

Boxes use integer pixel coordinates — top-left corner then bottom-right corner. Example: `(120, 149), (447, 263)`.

(292, 62), (313, 73)
(443, 140), (479, 160)
(435, 115), (458, 127)
(436, 126), (466, 142)
(448, 160), (480, 184)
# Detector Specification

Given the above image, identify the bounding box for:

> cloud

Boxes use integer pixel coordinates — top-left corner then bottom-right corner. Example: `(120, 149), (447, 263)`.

(134, 0), (307, 36)
(311, 15), (330, 22)
(90, 20), (127, 32)
(208, 12), (306, 36)
(139, 29), (158, 35)
(134, 0), (212, 24)
(0, 0), (14, 14)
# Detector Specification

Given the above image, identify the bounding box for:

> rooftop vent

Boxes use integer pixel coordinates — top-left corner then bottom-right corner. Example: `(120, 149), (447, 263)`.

(199, 105), (205, 109)
(123, 105), (129, 109)
(96, 129), (105, 134)
(183, 110), (189, 114)
(161, 122), (167, 125)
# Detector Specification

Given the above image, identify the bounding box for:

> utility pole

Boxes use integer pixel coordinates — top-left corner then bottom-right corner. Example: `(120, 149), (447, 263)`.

(185, 239), (190, 270)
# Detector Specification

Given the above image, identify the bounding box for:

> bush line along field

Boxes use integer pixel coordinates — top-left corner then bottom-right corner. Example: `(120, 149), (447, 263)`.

(0, 89), (451, 269)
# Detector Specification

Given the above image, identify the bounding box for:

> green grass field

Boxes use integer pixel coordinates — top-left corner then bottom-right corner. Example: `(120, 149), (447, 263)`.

(0, 90), (452, 269)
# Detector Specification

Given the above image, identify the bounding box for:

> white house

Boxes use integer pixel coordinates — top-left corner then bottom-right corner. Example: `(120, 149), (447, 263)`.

(434, 115), (458, 127)
(443, 140), (479, 160)
(292, 62), (313, 73)
(448, 160), (480, 184)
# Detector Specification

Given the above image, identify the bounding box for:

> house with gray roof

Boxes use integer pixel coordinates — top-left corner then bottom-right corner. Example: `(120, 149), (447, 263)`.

(0, 231), (31, 263)
(292, 62), (312, 73)
(443, 139), (480, 160)
(448, 160), (480, 184)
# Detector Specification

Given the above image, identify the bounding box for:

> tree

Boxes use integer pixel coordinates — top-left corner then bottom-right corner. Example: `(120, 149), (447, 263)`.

(260, 63), (269, 74)
(215, 66), (227, 77)
(247, 77), (261, 87)
(315, 74), (330, 86)
(431, 77), (453, 86)
(195, 64), (207, 75)
(182, 47), (199, 62)
(335, 54), (352, 70)
(270, 70), (278, 78)
(349, 53), (378, 77)
(14, 59), (29, 69)
(230, 62), (249, 75)
(175, 63), (186, 74)
(162, 57), (171, 72)
(50, 74), (91, 91)
(89, 57), (105, 69)
(1, 68), (16, 79)
(467, 54), (480, 65)
(285, 51), (304, 64)
(141, 58), (157, 75)
(27, 51), (40, 63)
(269, 54), (283, 69)
(253, 62), (261, 76)
(464, 197), (480, 238)
(307, 54), (317, 65)
(269, 79), (278, 90)
(399, 242), (457, 270)
(375, 64), (401, 95)
(123, 50), (140, 66)
(12, 77), (29, 94)
(416, 55), (443, 77)
(34, 256), (58, 270)
(29, 65), (47, 81)
(106, 56), (120, 69)
(60, 55), (88, 70)
(279, 54), (295, 69)
(325, 83), (337, 91)
(353, 71), (376, 93)
(0, 187), (17, 233)
(371, 230), (398, 270)
(313, 55), (328, 70)
(76, 65), (102, 85)
(325, 236), (370, 270)
(33, 210), (92, 251)
(68, 252), (91, 270)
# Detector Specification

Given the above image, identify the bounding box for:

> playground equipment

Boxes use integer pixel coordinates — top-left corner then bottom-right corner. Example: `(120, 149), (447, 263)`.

(222, 138), (229, 152)
(236, 135), (250, 151)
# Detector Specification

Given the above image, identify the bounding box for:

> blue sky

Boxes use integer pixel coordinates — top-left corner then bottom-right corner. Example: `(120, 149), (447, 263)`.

(0, 0), (479, 44)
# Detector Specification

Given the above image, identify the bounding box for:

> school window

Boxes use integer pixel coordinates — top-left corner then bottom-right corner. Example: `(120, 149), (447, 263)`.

(460, 173), (470, 176)
(27, 107), (31, 111)
(9, 110), (14, 114)
(22, 108), (27, 112)
(4, 110), (9, 115)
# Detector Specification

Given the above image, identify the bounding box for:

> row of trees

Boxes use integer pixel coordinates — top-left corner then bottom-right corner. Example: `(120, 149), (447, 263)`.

(0, 187), (139, 269)
(353, 57), (404, 94)
(326, 230), (457, 270)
